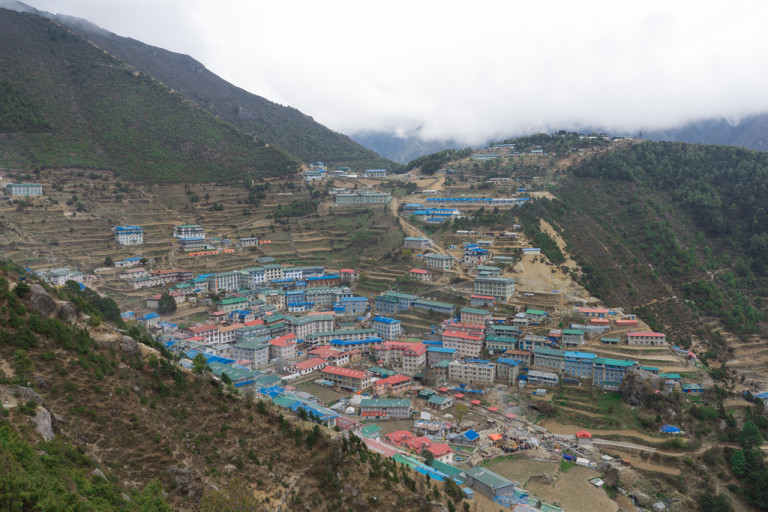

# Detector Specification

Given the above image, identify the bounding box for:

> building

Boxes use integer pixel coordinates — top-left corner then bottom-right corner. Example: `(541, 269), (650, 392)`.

(403, 237), (431, 250)
(268, 333), (298, 360)
(485, 334), (518, 354)
(321, 365), (374, 391)
(526, 309), (548, 324)
(495, 359), (522, 384)
(112, 225), (144, 245)
(364, 168), (387, 177)
(231, 339), (270, 367)
(470, 294), (496, 307)
(592, 358), (637, 389)
(427, 394), (454, 410)
(359, 398), (411, 419)
(284, 314), (335, 338)
(287, 357), (329, 376)
(423, 253), (454, 270)
(427, 347), (458, 366)
(561, 329), (585, 347)
(460, 307), (491, 327)
(215, 296), (249, 314)
(563, 351), (596, 379)
(526, 370), (559, 387)
(413, 299), (455, 316)
(374, 291), (418, 314)
(578, 307), (611, 318)
(442, 330), (485, 358)
(474, 276), (515, 301)
(335, 191), (392, 205)
(373, 374), (413, 396)
(409, 268), (432, 282)
(626, 332), (667, 346)
(533, 347), (565, 371)
(448, 359), (496, 384)
(173, 224), (205, 239)
(503, 349), (532, 366)
(306, 328), (378, 346)
(43, 268), (83, 287)
(402, 345), (427, 374)
(464, 467), (517, 499)
(339, 268), (360, 284)
(6, 183), (42, 196)
(461, 244), (489, 266)
(207, 271), (243, 293)
(374, 316), (402, 340)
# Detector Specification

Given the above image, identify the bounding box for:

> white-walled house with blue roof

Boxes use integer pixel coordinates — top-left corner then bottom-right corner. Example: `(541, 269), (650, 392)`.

(373, 316), (402, 340)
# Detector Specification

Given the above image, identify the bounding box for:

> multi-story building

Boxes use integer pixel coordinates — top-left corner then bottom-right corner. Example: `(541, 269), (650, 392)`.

(6, 182), (42, 196)
(427, 347), (458, 366)
(460, 307), (491, 327)
(112, 225), (144, 245)
(286, 357), (329, 376)
(626, 332), (667, 346)
(207, 271), (243, 293)
(561, 329), (585, 347)
(525, 309), (548, 324)
(281, 314), (333, 339)
(173, 224), (205, 239)
(495, 358), (521, 384)
(526, 370), (559, 387)
(268, 333), (298, 360)
(304, 286), (352, 307)
(518, 334), (552, 352)
(442, 330), (485, 358)
(373, 316), (402, 340)
(364, 169), (387, 178)
(335, 191), (392, 205)
(413, 299), (455, 316)
(485, 334), (518, 354)
(374, 291), (418, 314)
(423, 253), (454, 270)
(409, 268), (432, 281)
(461, 244), (489, 266)
(215, 296), (249, 313)
(533, 347), (565, 371)
(321, 366), (374, 391)
(218, 323), (245, 345)
(503, 349), (533, 366)
(563, 351), (596, 379)
(402, 345), (427, 374)
(185, 323), (220, 344)
(448, 359), (496, 384)
(593, 358), (637, 389)
(231, 339), (270, 367)
(360, 398), (412, 419)
(305, 328), (378, 346)
(373, 375), (413, 396)
(474, 276), (515, 301)
(333, 296), (368, 317)
(152, 269), (194, 285)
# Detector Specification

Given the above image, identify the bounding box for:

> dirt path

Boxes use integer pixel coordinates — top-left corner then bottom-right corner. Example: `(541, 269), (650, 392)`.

(539, 420), (665, 443)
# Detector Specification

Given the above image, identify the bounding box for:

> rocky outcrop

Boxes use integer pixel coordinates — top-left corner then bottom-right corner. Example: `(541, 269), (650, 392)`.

(32, 406), (54, 441)
(27, 284), (78, 324)
(91, 331), (141, 357)
(619, 370), (664, 407)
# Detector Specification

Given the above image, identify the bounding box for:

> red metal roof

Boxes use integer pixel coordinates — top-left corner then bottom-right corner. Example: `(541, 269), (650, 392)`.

(627, 332), (665, 337)
(292, 357), (328, 370)
(322, 365), (369, 379)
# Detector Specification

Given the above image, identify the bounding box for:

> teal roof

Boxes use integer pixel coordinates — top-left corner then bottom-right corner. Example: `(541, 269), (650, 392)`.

(428, 395), (452, 405)
(360, 399), (411, 408)
(534, 346), (564, 356)
(526, 309), (547, 316)
(361, 424), (381, 437)
(433, 359), (452, 368)
(430, 459), (464, 478)
(465, 466), (516, 489)
(562, 329), (584, 335)
(593, 358), (636, 367)
(461, 307), (490, 316)
(660, 373), (681, 379)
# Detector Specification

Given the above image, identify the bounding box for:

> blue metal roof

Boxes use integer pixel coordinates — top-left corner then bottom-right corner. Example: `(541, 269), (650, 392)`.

(463, 429), (480, 441)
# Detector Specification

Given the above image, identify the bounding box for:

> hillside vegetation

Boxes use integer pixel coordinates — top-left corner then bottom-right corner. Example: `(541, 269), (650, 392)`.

(0, 8), (299, 183)
(525, 141), (767, 349)
(0, 265), (445, 511)
(33, 9), (396, 171)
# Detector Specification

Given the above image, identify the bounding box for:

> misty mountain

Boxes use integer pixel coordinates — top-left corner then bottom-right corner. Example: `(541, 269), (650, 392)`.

(349, 130), (475, 164)
(1, 0), (394, 171)
(643, 113), (768, 151)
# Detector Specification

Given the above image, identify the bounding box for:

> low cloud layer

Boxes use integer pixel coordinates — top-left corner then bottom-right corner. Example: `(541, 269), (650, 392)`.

(24, 0), (768, 144)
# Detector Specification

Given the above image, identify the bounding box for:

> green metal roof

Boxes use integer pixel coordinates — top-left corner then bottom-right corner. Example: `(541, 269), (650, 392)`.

(465, 466), (516, 489)
(360, 399), (411, 408)
(534, 346), (564, 356)
(428, 395), (452, 405)
(460, 307), (490, 316)
(593, 358), (636, 367)
(526, 309), (547, 316)
(562, 329), (584, 335)
(430, 459), (464, 478)
(361, 424), (381, 437)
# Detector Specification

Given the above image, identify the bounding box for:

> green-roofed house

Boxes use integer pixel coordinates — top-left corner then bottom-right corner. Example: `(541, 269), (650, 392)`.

(660, 373), (682, 388)
(413, 299), (456, 315)
(207, 361), (262, 390)
(525, 309), (547, 324)
(464, 466), (517, 499)
(682, 383), (707, 394)
(460, 307), (491, 327)
(485, 335), (518, 354)
(592, 358), (637, 390)
(430, 460), (465, 482)
(417, 389), (436, 400)
(361, 424), (382, 440)
(427, 394), (454, 410)
(423, 253), (454, 270)
(215, 296), (250, 313)
(600, 337), (621, 345)
(561, 329), (585, 347)
(360, 398), (412, 419)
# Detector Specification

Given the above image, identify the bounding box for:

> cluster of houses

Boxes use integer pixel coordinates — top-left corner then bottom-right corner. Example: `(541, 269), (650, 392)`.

(110, 222), (259, 251)
(302, 162), (389, 183)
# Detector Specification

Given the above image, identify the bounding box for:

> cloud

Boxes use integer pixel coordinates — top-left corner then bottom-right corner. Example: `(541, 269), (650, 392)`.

(23, 0), (768, 144)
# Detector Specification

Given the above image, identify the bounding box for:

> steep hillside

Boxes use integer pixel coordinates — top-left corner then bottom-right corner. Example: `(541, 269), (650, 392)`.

(0, 266), (447, 511)
(525, 141), (768, 354)
(646, 112), (768, 152)
(0, 8), (299, 183)
(2, 3), (397, 171)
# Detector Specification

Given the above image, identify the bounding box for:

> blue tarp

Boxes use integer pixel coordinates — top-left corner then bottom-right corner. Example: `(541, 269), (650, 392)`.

(463, 429), (480, 441)
(660, 425), (682, 434)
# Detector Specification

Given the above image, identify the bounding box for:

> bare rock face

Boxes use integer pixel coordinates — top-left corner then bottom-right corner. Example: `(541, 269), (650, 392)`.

(169, 465), (197, 496)
(28, 284), (58, 318)
(58, 302), (78, 324)
(90, 330), (141, 357)
(33, 406), (55, 441)
(619, 370), (664, 407)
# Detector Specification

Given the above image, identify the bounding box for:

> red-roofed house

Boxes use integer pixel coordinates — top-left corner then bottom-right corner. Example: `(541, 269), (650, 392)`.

(287, 357), (329, 376)
(442, 330), (485, 357)
(185, 323), (219, 344)
(579, 307), (611, 318)
(626, 332), (666, 346)
(402, 345), (427, 374)
(308, 346), (351, 365)
(269, 333), (298, 360)
(145, 294), (163, 309)
(321, 365), (374, 391)
(409, 268), (432, 282)
(615, 318), (638, 327)
(373, 374), (413, 396)
(384, 430), (414, 447)
(218, 323), (244, 344)
(339, 269), (360, 284)
(404, 436), (454, 464)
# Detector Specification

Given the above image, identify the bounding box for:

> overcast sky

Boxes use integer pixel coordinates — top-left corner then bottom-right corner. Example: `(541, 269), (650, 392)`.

(20, 0), (768, 144)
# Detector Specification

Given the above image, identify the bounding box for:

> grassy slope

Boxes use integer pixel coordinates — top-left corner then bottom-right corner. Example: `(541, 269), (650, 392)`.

(0, 8), (299, 183)
(52, 13), (397, 171)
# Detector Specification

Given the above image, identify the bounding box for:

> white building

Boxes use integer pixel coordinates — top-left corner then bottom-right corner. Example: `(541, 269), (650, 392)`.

(173, 224), (205, 239)
(112, 225), (144, 245)
(6, 183), (42, 196)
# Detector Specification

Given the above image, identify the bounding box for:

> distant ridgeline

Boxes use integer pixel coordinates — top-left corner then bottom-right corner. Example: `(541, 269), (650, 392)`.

(0, 8), (299, 183)
(529, 141), (768, 337)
